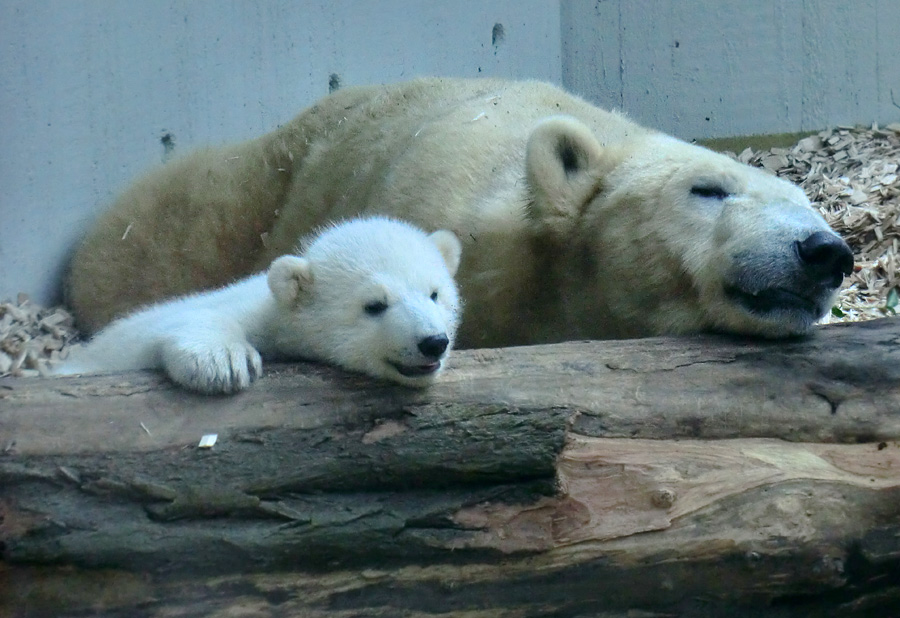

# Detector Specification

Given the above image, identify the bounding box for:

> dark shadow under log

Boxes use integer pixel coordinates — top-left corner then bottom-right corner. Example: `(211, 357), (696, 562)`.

(2, 318), (900, 617)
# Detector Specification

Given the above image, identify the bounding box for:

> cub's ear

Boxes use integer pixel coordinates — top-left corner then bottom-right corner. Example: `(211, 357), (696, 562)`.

(525, 116), (619, 237)
(267, 255), (313, 307)
(428, 230), (462, 277)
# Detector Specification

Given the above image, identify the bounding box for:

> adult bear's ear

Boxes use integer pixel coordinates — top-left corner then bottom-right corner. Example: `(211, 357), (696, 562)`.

(525, 116), (618, 237)
(428, 230), (462, 276)
(267, 255), (313, 307)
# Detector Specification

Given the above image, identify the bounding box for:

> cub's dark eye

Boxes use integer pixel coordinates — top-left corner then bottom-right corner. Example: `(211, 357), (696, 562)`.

(691, 184), (730, 200)
(364, 301), (388, 316)
(430, 291), (438, 302)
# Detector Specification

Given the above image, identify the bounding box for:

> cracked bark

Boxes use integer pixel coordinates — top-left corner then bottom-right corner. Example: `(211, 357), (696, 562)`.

(2, 318), (900, 617)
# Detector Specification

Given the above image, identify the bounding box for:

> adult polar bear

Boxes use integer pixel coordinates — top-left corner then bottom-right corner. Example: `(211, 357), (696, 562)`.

(68, 78), (853, 348)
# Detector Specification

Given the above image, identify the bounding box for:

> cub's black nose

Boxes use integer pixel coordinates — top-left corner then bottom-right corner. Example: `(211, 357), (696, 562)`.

(796, 231), (854, 287)
(418, 334), (449, 358)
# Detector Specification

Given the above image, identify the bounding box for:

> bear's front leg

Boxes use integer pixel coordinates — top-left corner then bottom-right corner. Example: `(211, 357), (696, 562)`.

(159, 330), (263, 395)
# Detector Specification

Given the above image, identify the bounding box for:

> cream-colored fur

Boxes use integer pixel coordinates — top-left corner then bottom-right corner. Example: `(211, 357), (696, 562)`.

(57, 218), (462, 393)
(68, 78), (852, 347)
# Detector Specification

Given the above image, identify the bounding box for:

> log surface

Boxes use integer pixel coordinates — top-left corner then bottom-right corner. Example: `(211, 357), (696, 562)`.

(2, 318), (900, 617)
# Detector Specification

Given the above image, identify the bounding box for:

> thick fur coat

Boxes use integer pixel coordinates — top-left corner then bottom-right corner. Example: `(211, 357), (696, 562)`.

(68, 78), (852, 347)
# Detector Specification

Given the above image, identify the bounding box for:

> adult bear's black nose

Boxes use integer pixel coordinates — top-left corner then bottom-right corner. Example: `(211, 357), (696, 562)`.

(418, 334), (449, 358)
(796, 231), (854, 288)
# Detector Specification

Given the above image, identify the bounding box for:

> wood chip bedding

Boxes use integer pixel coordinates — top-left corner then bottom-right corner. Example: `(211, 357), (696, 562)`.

(0, 293), (78, 378)
(2, 125), (898, 378)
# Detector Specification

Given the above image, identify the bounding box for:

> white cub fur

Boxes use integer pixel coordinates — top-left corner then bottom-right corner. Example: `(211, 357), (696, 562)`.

(55, 217), (462, 393)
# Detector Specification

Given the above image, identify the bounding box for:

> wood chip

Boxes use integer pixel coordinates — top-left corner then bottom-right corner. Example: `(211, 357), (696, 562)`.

(0, 296), (78, 377)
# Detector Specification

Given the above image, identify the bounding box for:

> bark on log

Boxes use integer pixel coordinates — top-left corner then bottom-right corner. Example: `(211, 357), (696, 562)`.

(2, 318), (900, 617)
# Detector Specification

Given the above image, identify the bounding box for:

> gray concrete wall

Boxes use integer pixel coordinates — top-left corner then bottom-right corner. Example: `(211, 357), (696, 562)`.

(3, 0), (899, 306)
(562, 0), (900, 140)
(0, 0), (560, 306)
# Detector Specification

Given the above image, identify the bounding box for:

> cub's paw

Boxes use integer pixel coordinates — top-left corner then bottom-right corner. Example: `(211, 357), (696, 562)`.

(160, 338), (263, 394)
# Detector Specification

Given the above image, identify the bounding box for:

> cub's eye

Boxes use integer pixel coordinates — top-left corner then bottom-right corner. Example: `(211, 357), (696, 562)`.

(430, 291), (439, 302)
(691, 184), (730, 200)
(364, 301), (388, 316)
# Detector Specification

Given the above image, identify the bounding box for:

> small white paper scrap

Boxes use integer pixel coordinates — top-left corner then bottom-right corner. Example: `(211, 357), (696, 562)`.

(198, 434), (218, 449)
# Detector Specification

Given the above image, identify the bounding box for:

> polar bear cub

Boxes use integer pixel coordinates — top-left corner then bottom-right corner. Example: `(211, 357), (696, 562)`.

(56, 217), (462, 393)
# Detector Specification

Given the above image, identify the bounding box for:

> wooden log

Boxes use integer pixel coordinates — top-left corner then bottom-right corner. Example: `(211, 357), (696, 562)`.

(2, 318), (900, 617)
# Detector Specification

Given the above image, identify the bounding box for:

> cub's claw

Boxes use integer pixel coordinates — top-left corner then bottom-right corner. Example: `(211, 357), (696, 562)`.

(161, 338), (262, 394)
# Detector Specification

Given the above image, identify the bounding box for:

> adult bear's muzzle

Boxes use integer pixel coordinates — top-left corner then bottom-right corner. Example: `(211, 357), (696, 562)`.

(724, 229), (853, 333)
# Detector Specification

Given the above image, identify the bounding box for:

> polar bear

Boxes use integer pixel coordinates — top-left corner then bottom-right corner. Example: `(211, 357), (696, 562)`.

(56, 218), (462, 393)
(67, 78), (853, 347)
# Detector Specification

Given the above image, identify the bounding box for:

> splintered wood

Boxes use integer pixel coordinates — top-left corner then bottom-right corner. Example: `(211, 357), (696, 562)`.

(1, 125), (898, 378)
(451, 437), (900, 552)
